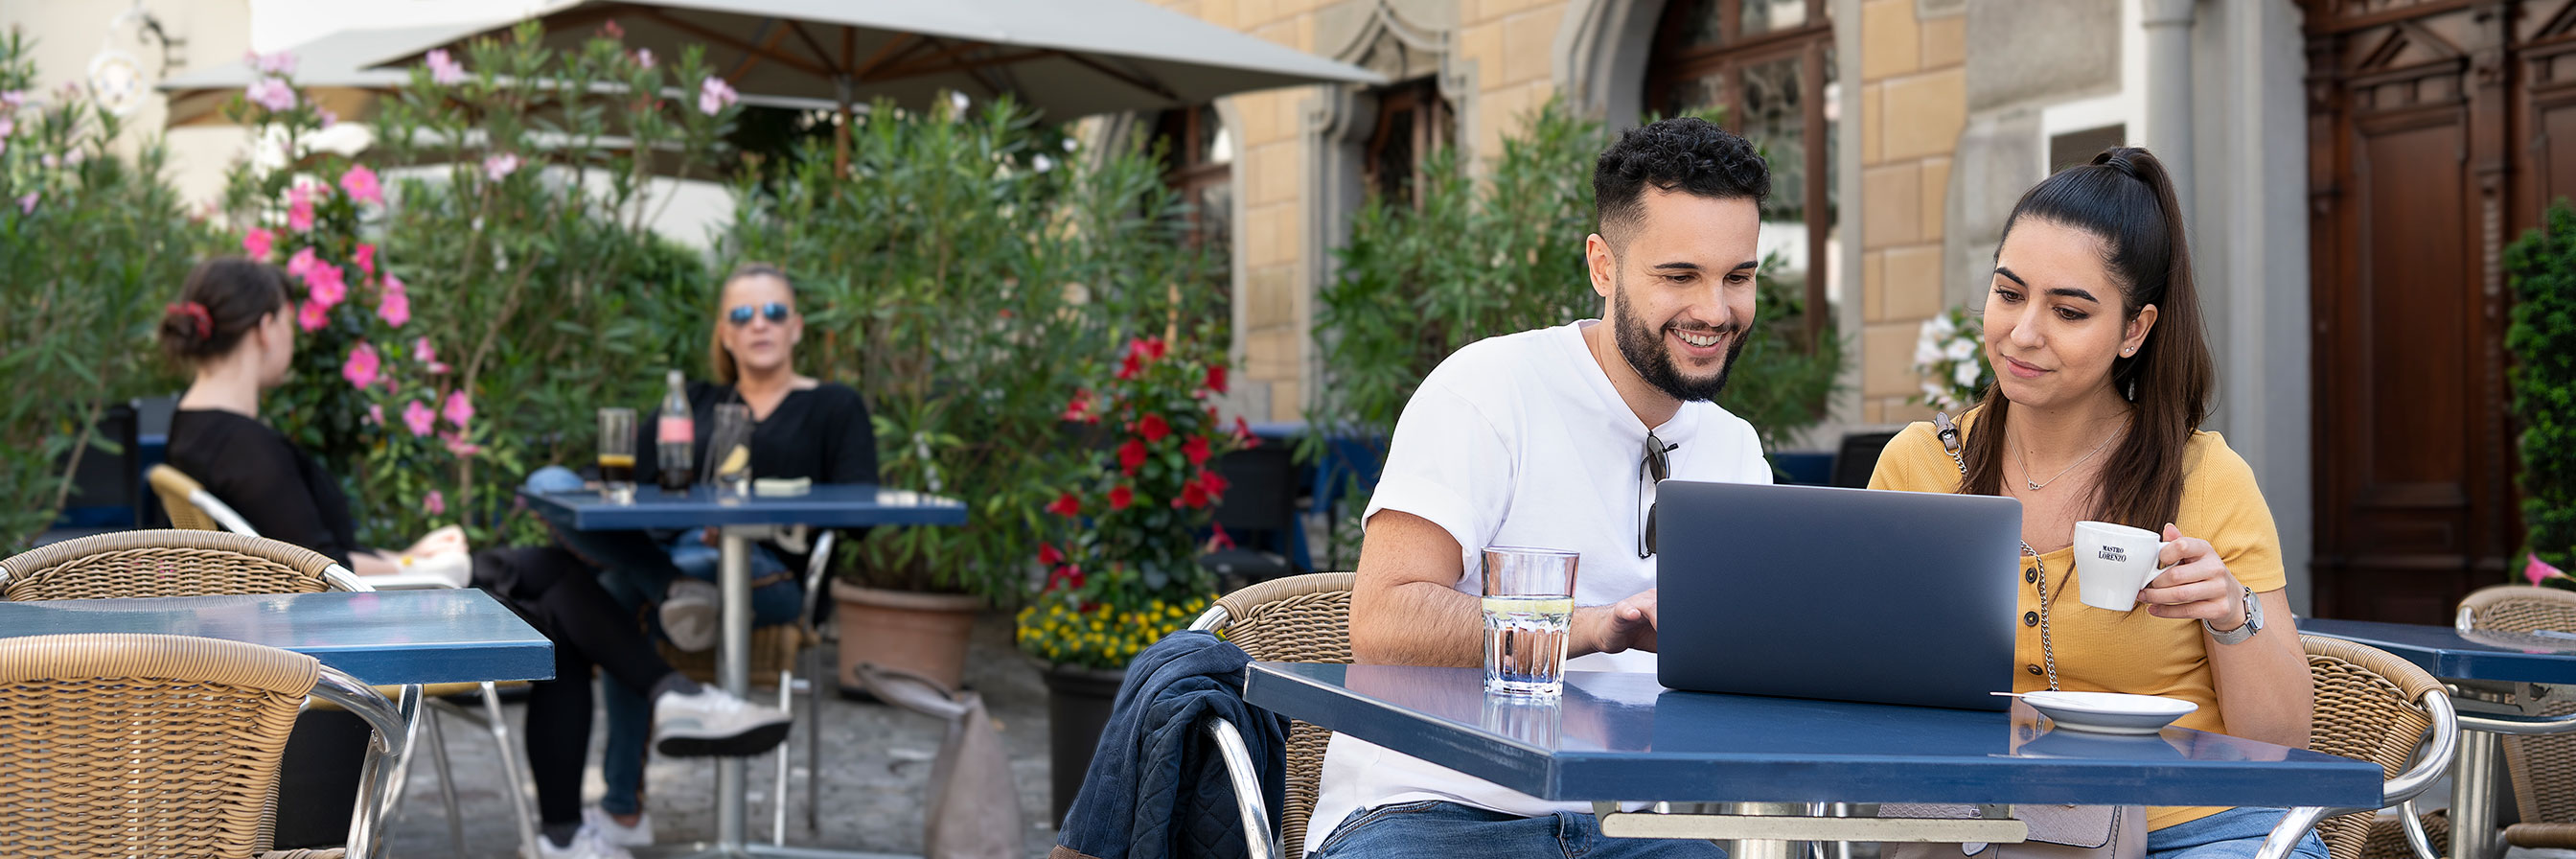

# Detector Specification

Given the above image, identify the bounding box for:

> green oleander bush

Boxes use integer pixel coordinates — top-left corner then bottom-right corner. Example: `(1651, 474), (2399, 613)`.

(2506, 199), (2576, 581)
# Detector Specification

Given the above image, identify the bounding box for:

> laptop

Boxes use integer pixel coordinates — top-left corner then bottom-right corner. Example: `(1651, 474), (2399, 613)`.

(1653, 480), (2022, 710)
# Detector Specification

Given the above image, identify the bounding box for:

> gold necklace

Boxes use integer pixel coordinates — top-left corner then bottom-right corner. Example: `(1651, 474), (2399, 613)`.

(2014, 428), (2119, 491)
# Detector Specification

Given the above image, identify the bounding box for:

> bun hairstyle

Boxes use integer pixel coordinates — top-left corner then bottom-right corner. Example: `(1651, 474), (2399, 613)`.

(1960, 146), (2214, 531)
(159, 257), (291, 365)
(708, 262), (795, 385)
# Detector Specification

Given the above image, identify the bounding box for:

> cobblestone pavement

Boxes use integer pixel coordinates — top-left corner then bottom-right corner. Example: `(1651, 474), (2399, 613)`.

(383, 611), (1060, 858)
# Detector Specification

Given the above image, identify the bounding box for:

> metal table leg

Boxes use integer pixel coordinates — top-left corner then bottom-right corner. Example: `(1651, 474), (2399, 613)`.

(2451, 729), (2504, 859)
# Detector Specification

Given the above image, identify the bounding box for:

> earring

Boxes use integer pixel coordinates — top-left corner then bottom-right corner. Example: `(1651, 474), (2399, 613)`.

(2124, 346), (2134, 355)
(2127, 379), (2137, 401)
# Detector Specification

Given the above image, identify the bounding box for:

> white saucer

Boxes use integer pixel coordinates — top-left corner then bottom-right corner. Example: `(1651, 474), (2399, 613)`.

(2018, 690), (2196, 735)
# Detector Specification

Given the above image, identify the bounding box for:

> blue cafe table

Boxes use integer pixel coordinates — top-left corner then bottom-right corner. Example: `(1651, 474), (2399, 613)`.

(522, 483), (965, 859)
(2302, 618), (2576, 859)
(0, 588), (554, 685)
(1248, 663), (2382, 855)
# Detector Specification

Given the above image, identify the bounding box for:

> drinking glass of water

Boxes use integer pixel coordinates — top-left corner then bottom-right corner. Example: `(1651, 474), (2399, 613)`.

(1482, 546), (1578, 697)
(702, 404), (753, 501)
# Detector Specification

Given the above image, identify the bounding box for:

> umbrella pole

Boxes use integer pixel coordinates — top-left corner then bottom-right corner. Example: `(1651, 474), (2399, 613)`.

(834, 76), (853, 178)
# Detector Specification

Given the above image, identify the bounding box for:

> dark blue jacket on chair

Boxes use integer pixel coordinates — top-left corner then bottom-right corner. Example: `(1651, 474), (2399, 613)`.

(1051, 630), (1289, 859)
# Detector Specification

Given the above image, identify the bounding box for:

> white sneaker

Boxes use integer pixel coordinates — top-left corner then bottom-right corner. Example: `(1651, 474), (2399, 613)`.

(659, 578), (721, 652)
(653, 685), (793, 756)
(582, 805), (654, 847)
(534, 824), (633, 859)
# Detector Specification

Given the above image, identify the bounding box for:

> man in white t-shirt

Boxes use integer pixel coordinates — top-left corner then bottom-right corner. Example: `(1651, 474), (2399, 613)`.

(1303, 117), (1775, 858)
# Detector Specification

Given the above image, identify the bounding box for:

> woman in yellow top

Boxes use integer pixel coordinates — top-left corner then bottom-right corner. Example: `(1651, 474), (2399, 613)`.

(1870, 147), (2321, 859)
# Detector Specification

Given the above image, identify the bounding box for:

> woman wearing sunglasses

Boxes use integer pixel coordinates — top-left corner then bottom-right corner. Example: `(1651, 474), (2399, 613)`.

(1868, 148), (2316, 859)
(523, 262), (879, 848)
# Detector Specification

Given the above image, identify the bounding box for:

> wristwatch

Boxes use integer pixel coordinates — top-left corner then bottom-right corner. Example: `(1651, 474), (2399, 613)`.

(2205, 585), (2263, 645)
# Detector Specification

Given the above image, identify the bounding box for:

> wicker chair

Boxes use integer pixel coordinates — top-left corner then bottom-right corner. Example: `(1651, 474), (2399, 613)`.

(2270, 635), (2460, 859)
(0, 632), (406, 859)
(0, 527), (361, 599)
(1188, 571), (1356, 859)
(2459, 586), (2576, 849)
(150, 462), (258, 533)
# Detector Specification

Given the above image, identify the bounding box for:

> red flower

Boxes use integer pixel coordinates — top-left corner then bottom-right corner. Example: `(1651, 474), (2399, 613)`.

(1038, 543), (1064, 566)
(1178, 481), (1209, 509)
(1198, 468), (1230, 498)
(1116, 353), (1142, 381)
(1118, 438), (1148, 474)
(1109, 485), (1134, 510)
(1048, 564), (1086, 592)
(1046, 493), (1081, 517)
(1183, 435), (1210, 467)
(1205, 363), (1228, 394)
(1127, 337), (1168, 363)
(1138, 413), (1171, 443)
(1061, 389), (1095, 423)
(1209, 522), (1237, 550)
(1232, 416), (1261, 449)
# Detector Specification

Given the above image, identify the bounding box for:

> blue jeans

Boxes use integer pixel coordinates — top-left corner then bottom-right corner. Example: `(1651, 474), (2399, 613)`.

(523, 465), (803, 816)
(2147, 807), (2328, 859)
(1307, 801), (1729, 859)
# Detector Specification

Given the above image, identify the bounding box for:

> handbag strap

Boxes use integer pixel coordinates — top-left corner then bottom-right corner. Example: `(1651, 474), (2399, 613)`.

(1935, 412), (2059, 691)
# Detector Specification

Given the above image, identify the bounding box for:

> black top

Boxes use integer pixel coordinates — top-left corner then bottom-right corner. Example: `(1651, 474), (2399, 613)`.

(634, 381), (879, 487)
(167, 408), (365, 569)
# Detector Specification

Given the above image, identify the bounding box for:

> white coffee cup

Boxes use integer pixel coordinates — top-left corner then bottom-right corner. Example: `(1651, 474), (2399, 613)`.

(2073, 521), (2174, 612)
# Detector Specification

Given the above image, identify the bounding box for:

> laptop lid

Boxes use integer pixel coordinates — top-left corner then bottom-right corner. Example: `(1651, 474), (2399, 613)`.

(1653, 480), (2022, 710)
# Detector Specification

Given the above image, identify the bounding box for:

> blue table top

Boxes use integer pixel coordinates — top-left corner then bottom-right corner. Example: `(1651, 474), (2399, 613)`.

(521, 483), (966, 531)
(2302, 617), (2576, 684)
(1247, 662), (2382, 807)
(0, 589), (555, 686)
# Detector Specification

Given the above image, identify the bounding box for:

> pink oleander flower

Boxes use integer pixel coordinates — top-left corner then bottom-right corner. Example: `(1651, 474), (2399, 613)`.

(286, 183), (314, 232)
(13, 193), (32, 215)
(698, 76), (737, 115)
(245, 77), (296, 112)
(297, 300), (327, 332)
(287, 245), (317, 278)
(413, 337), (437, 364)
(402, 400), (436, 437)
(316, 107), (336, 129)
(426, 49), (465, 85)
(442, 389), (473, 430)
(366, 404), (384, 425)
(635, 48), (656, 69)
(376, 283), (409, 329)
(39, 153), (56, 169)
(2528, 553), (2567, 587)
(249, 51), (298, 76)
(423, 490), (446, 516)
(242, 227), (274, 260)
(442, 431), (482, 457)
(305, 262), (347, 308)
(483, 152), (519, 181)
(0, 91), (22, 107)
(353, 243), (376, 275)
(0, 118), (16, 139)
(341, 341), (380, 388)
(339, 164), (382, 206)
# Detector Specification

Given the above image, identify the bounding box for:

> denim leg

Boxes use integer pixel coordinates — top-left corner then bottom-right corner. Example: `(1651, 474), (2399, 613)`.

(598, 674), (653, 817)
(1307, 801), (1726, 859)
(2146, 808), (2330, 859)
(525, 465), (685, 600)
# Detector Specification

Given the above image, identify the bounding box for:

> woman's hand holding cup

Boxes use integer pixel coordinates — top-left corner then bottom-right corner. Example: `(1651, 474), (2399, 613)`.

(2135, 522), (2246, 624)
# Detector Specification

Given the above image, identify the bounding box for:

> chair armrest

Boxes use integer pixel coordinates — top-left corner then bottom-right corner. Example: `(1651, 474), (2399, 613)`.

(2505, 823), (2576, 849)
(310, 665), (409, 859)
(2401, 801), (2442, 859)
(800, 530), (837, 630)
(2384, 690), (2459, 806)
(1203, 716), (1277, 859)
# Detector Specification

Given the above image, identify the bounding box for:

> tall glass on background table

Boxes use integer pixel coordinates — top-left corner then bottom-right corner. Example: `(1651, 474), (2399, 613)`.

(701, 403), (753, 502)
(1483, 546), (1578, 697)
(598, 406), (636, 504)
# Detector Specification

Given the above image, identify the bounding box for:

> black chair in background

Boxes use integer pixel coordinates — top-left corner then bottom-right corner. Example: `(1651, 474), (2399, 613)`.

(1200, 446), (1304, 589)
(1829, 430), (1900, 489)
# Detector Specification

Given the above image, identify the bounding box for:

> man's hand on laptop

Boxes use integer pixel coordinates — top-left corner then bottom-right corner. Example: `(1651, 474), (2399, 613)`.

(1583, 589), (1660, 655)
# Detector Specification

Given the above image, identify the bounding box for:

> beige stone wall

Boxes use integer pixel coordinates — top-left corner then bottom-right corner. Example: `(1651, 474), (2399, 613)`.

(1853, 0), (1965, 426)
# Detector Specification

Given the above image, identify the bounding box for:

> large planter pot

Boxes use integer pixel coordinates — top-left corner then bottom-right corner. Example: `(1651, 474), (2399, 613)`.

(829, 581), (983, 695)
(1043, 662), (1129, 825)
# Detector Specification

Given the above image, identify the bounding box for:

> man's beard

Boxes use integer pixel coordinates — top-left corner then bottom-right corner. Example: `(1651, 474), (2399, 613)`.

(1614, 274), (1748, 403)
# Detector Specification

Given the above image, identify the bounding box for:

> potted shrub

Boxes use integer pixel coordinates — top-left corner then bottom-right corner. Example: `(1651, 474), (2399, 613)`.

(724, 96), (1209, 692)
(1018, 333), (1244, 823)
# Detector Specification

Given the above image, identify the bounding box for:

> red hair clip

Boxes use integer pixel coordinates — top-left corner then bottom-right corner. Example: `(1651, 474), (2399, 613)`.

(167, 301), (213, 339)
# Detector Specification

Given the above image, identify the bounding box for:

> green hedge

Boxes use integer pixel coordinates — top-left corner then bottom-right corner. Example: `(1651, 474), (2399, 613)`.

(2507, 199), (2576, 576)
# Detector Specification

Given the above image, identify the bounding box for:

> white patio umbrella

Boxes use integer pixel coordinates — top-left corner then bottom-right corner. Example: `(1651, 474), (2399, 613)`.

(366, 0), (1384, 169)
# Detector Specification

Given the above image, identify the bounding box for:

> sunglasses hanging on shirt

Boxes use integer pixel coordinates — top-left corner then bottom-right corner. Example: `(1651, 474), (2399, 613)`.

(1638, 430), (1676, 559)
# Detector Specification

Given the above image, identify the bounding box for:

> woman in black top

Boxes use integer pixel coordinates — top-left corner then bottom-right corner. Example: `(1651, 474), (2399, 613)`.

(528, 262), (878, 845)
(158, 258), (791, 859)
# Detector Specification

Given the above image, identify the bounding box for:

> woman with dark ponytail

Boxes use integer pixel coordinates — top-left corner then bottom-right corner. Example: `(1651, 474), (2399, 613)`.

(1870, 149), (2322, 859)
(158, 257), (791, 859)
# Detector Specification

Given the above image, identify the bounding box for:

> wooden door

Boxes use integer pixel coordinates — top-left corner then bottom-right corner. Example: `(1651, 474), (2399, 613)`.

(2307, 0), (2576, 623)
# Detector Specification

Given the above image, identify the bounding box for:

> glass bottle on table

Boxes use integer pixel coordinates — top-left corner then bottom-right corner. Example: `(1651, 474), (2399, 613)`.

(656, 369), (695, 494)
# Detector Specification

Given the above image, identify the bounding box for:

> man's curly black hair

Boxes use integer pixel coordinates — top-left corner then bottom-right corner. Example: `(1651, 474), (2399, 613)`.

(1592, 117), (1770, 250)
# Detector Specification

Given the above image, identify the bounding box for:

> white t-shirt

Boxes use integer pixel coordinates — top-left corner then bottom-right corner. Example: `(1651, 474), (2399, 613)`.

(1303, 319), (1772, 855)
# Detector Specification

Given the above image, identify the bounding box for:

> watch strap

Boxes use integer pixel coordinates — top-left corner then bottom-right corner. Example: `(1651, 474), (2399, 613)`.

(2204, 585), (2259, 645)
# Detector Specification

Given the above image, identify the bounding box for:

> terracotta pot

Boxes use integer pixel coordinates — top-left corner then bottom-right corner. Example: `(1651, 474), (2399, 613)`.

(1043, 662), (1128, 824)
(829, 580), (983, 694)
